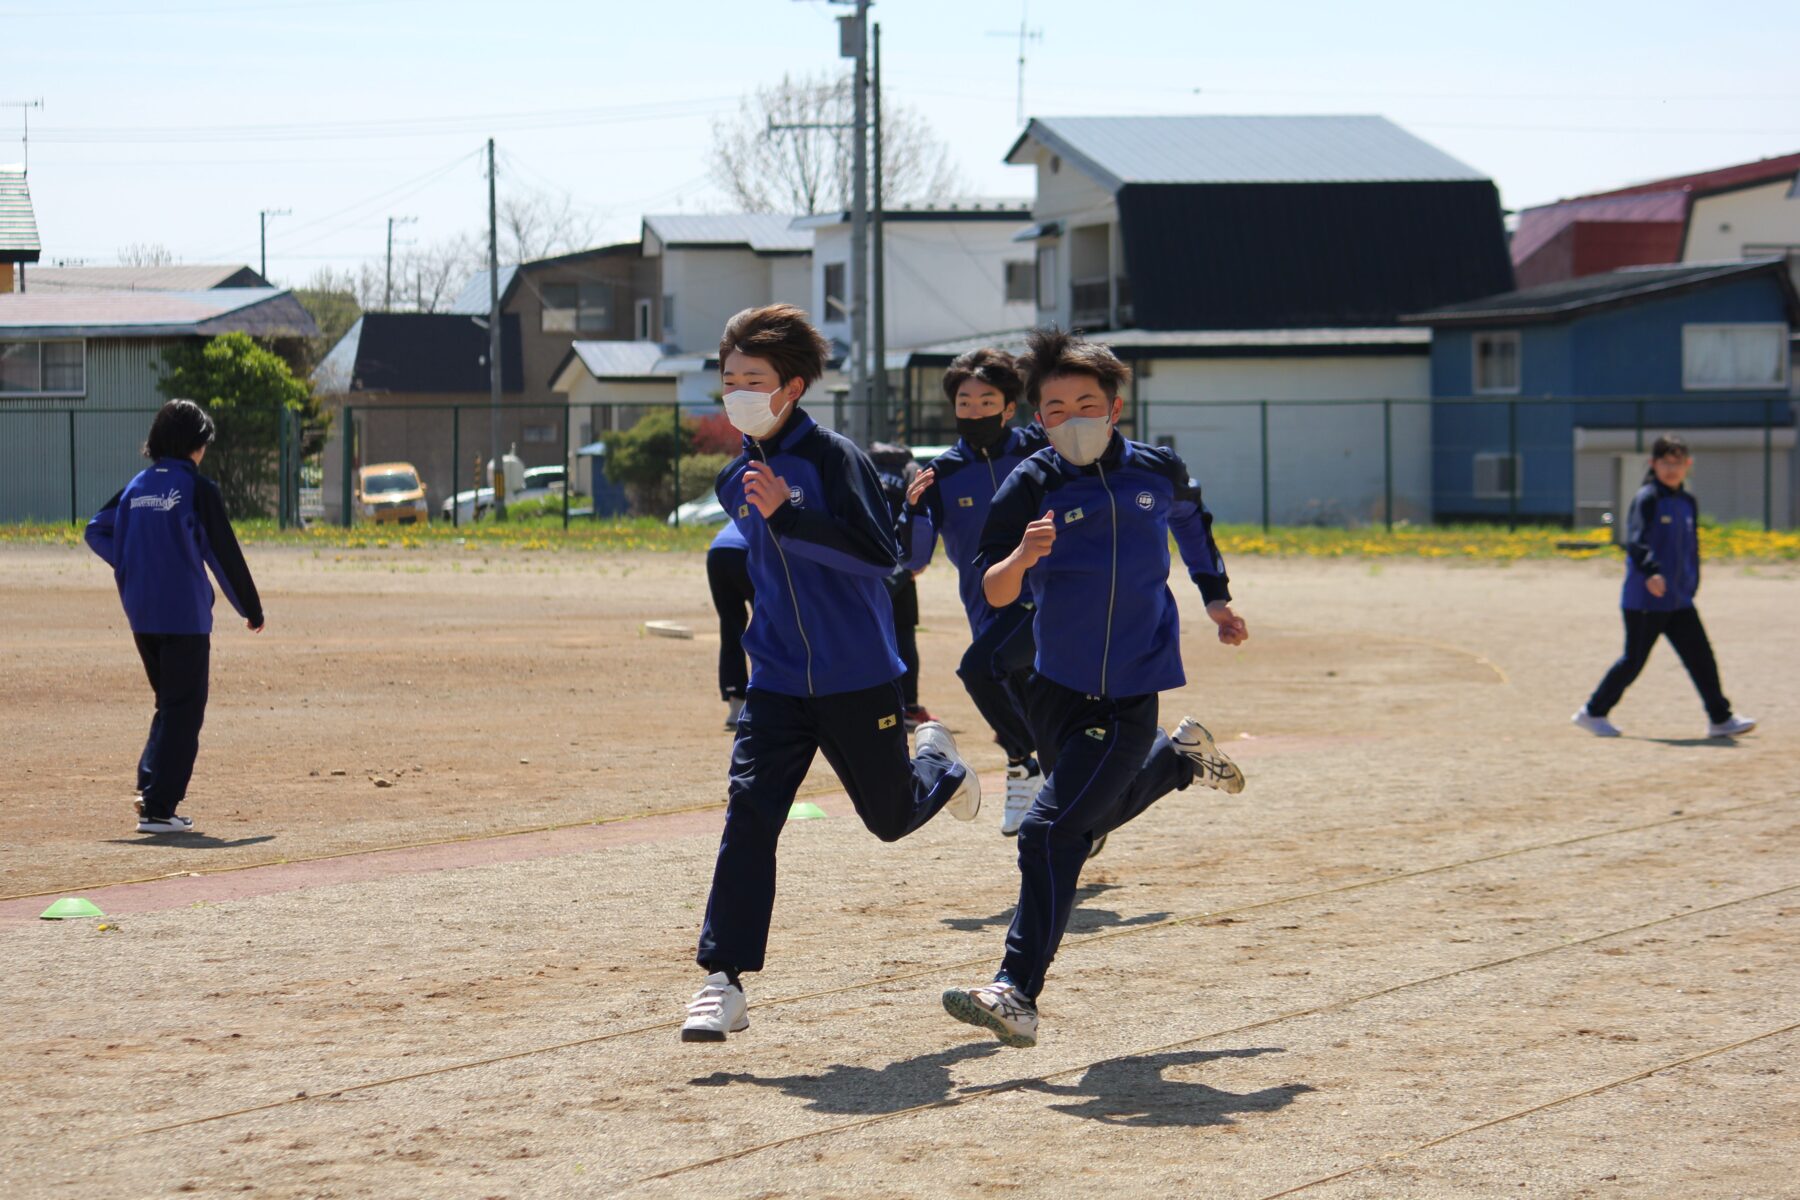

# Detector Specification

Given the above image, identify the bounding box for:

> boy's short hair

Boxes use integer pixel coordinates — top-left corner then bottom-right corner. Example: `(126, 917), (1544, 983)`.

(1651, 434), (1691, 460)
(941, 347), (1023, 406)
(718, 304), (830, 389)
(144, 398), (216, 460)
(1019, 326), (1132, 404)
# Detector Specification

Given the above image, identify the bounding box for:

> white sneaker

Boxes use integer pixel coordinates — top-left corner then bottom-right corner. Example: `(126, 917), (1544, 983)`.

(679, 971), (748, 1042)
(943, 982), (1038, 1048)
(916, 721), (980, 821)
(723, 697), (745, 732)
(1001, 761), (1039, 837)
(1572, 708), (1622, 738)
(1171, 717), (1246, 794)
(137, 813), (196, 834)
(1707, 714), (1757, 738)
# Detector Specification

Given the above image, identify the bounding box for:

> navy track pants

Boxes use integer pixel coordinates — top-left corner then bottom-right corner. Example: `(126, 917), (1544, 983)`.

(133, 632), (210, 820)
(956, 600), (1038, 764)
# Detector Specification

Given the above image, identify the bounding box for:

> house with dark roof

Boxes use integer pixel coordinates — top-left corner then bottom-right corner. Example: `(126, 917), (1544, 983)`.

(1403, 259), (1798, 528)
(0, 286), (319, 521)
(1511, 152), (1800, 289)
(892, 115), (1514, 524)
(0, 167), (41, 294)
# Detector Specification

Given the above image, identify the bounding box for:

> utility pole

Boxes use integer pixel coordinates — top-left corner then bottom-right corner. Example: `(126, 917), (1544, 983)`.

(486, 138), (506, 522)
(384, 215), (417, 310)
(844, 0), (870, 441)
(871, 22), (888, 440)
(258, 208), (290, 280)
(2, 98), (42, 175)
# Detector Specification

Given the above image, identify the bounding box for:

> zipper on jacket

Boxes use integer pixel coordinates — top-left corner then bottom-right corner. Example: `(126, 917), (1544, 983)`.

(1095, 457), (1118, 695)
(753, 441), (815, 695)
(982, 446), (998, 493)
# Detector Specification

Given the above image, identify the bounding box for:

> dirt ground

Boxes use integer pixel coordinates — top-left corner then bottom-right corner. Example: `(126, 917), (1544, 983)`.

(0, 542), (1795, 1199)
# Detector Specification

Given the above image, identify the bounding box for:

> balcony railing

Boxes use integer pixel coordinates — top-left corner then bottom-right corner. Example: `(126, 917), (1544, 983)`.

(1070, 275), (1132, 329)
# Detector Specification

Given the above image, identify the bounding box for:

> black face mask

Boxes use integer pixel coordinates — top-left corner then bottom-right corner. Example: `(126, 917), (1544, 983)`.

(956, 414), (1007, 450)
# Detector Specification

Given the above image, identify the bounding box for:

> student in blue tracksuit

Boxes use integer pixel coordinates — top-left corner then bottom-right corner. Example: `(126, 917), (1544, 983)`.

(681, 304), (981, 1043)
(942, 327), (1250, 1048)
(84, 399), (265, 835)
(1574, 435), (1756, 740)
(868, 441), (934, 728)
(904, 348), (1048, 836)
(706, 519), (752, 730)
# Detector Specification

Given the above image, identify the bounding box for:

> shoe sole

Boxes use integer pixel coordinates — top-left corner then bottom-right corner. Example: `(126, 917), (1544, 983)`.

(1572, 716), (1621, 738)
(679, 1018), (748, 1043)
(942, 989), (1036, 1048)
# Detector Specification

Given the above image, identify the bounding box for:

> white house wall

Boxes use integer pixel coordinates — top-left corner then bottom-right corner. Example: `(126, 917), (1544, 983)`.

(1134, 355), (1433, 526)
(1020, 141), (1118, 331)
(662, 248), (811, 357)
(1684, 179), (1800, 261)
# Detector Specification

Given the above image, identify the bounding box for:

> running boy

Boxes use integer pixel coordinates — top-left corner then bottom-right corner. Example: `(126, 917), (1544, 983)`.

(1573, 435), (1756, 739)
(682, 304), (980, 1042)
(84, 399), (265, 834)
(904, 348), (1048, 836)
(942, 327), (1248, 1048)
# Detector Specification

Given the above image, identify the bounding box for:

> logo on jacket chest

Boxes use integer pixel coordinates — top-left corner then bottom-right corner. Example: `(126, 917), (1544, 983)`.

(957, 495), (975, 507)
(788, 485), (805, 506)
(1136, 491), (1154, 511)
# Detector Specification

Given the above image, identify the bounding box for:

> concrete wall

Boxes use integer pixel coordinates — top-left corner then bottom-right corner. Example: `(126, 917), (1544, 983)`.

(1684, 179), (1800, 261)
(1127, 353), (1433, 526)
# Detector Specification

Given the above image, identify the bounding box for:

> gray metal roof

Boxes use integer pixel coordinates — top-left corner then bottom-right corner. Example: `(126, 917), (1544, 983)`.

(1006, 116), (1488, 191)
(644, 213), (812, 254)
(0, 287), (319, 338)
(903, 325), (1430, 363)
(570, 340), (684, 379)
(0, 167), (41, 261)
(448, 264), (520, 314)
(1403, 257), (1799, 326)
(22, 264), (269, 292)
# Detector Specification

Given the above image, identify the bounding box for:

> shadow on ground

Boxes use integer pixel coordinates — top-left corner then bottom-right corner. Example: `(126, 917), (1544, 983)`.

(1010, 1046), (1315, 1127)
(940, 882), (1171, 934)
(101, 834), (279, 850)
(692, 1041), (1002, 1114)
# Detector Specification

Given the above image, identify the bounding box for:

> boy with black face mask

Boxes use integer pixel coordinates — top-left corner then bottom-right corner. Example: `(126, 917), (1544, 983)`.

(904, 348), (1049, 838)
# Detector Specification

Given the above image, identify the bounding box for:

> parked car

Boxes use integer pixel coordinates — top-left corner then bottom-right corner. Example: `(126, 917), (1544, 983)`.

(357, 462), (429, 525)
(441, 464), (567, 522)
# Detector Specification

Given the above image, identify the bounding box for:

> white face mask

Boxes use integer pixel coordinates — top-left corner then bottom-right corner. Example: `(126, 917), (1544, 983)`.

(722, 387), (788, 440)
(1045, 415), (1114, 466)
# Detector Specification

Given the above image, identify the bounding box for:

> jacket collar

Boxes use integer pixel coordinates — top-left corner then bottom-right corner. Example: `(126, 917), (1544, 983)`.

(152, 457), (199, 476)
(742, 406), (816, 456)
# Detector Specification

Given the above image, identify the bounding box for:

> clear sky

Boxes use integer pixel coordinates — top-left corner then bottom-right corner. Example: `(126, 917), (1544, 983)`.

(6, 0), (1798, 288)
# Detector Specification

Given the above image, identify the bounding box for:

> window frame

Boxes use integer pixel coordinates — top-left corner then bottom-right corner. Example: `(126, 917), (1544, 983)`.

(1003, 260), (1036, 304)
(0, 338), (86, 398)
(1681, 322), (1790, 391)
(822, 262), (847, 320)
(1471, 331), (1521, 396)
(1471, 451), (1523, 500)
(1034, 244), (1058, 311)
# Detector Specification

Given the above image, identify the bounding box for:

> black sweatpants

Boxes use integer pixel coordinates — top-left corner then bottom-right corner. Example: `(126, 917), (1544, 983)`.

(1000, 676), (1196, 1000)
(1587, 606), (1732, 724)
(884, 571), (921, 707)
(133, 633), (211, 820)
(706, 545), (753, 702)
(696, 678), (966, 975)
(956, 600), (1038, 763)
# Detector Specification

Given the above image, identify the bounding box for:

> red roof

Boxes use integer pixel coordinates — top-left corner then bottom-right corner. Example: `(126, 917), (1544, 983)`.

(1577, 150), (1800, 201)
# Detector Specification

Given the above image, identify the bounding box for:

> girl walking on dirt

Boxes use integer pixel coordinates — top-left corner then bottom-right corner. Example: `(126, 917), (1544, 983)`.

(1573, 435), (1756, 740)
(940, 327), (1250, 1049)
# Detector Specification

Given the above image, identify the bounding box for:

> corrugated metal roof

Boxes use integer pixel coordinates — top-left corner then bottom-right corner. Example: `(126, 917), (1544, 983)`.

(0, 287), (318, 338)
(317, 311), (522, 394)
(570, 340), (683, 379)
(903, 326), (1430, 362)
(1402, 258), (1796, 326)
(644, 213), (812, 253)
(1509, 192), (1688, 265)
(0, 167), (42, 261)
(447, 265), (520, 315)
(21, 264), (268, 292)
(1580, 150), (1800, 201)
(1007, 116), (1488, 190)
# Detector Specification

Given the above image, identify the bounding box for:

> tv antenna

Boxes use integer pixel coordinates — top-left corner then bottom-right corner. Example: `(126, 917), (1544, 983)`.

(2, 98), (44, 175)
(986, 3), (1043, 127)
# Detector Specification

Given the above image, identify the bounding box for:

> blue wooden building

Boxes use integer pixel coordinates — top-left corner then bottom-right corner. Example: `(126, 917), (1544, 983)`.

(1403, 259), (1798, 527)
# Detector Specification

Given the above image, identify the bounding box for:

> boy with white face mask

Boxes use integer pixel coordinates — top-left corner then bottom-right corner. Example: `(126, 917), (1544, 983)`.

(681, 304), (980, 1043)
(941, 326), (1249, 1048)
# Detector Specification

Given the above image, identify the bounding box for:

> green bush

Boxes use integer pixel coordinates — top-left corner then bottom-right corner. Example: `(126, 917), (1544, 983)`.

(676, 454), (732, 505)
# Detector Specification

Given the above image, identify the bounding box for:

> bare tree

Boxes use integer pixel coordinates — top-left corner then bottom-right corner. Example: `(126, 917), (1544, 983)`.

(500, 190), (601, 262)
(118, 242), (175, 267)
(711, 72), (961, 214)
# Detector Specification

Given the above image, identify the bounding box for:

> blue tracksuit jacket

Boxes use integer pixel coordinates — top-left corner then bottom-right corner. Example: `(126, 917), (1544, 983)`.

(1621, 479), (1700, 611)
(709, 519), (748, 553)
(84, 457), (263, 634)
(978, 433), (1229, 698)
(905, 424), (1048, 634)
(716, 409), (905, 697)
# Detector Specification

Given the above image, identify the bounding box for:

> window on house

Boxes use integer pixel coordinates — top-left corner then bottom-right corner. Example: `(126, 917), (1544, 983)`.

(1472, 452), (1522, 500)
(662, 294), (675, 335)
(540, 282), (614, 334)
(823, 262), (847, 319)
(522, 424), (558, 445)
(0, 340), (85, 396)
(1035, 245), (1058, 310)
(1682, 323), (1788, 390)
(1004, 261), (1036, 304)
(1472, 332), (1521, 394)
(634, 298), (653, 341)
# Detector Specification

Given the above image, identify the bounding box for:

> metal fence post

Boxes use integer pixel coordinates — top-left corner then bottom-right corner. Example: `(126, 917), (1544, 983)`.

(562, 404), (571, 532)
(1764, 398), (1774, 532)
(1383, 398), (1393, 531)
(450, 406), (460, 528)
(68, 410), (78, 525)
(341, 405), (354, 528)
(277, 404), (289, 529)
(1259, 399), (1270, 532)
(1507, 398), (1518, 532)
(671, 400), (682, 527)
